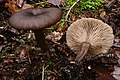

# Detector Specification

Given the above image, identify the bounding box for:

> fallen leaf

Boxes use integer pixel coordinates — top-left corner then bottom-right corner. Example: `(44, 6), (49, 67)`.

(46, 31), (63, 43)
(21, 3), (33, 10)
(92, 64), (116, 80)
(5, 0), (33, 14)
(115, 50), (120, 59)
(27, 30), (35, 39)
(16, 68), (26, 74)
(19, 45), (31, 60)
(4, 58), (14, 64)
(100, 11), (109, 23)
(20, 49), (27, 60)
(0, 45), (5, 51)
(5, 0), (19, 13)
(47, 0), (65, 6)
(16, 0), (24, 7)
(112, 66), (120, 80)
(118, 59), (120, 64)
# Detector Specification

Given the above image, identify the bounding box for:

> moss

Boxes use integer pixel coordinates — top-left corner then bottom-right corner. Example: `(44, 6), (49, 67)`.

(65, 0), (104, 11)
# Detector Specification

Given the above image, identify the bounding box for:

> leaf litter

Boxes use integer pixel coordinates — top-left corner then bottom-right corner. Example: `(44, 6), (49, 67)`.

(0, 0), (120, 80)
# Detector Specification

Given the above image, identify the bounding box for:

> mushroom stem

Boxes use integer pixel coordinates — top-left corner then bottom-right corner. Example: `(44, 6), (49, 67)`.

(33, 29), (49, 50)
(75, 42), (91, 62)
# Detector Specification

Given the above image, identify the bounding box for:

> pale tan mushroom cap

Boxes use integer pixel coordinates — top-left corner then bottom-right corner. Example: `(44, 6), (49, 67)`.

(66, 18), (114, 55)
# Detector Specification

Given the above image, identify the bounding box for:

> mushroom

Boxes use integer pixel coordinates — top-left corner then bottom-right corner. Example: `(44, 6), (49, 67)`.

(8, 8), (62, 50)
(66, 18), (114, 62)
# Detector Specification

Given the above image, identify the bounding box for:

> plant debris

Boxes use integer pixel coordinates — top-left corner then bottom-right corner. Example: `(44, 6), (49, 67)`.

(0, 0), (120, 80)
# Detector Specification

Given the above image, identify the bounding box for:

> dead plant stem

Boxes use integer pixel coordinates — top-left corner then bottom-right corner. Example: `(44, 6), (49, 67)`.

(65, 0), (80, 21)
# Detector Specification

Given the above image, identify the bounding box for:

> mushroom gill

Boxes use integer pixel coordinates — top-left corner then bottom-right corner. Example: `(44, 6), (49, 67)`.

(66, 18), (114, 62)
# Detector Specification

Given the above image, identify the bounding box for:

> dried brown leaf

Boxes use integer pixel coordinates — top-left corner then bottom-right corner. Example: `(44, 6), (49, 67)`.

(46, 31), (63, 43)
(21, 4), (33, 10)
(5, 0), (19, 14)
(5, 0), (33, 14)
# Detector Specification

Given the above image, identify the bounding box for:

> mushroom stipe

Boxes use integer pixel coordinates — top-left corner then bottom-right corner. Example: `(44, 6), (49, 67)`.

(8, 8), (62, 50)
(75, 42), (91, 62)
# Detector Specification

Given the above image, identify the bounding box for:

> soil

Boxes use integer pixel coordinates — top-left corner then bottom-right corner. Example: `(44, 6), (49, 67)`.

(0, 0), (120, 80)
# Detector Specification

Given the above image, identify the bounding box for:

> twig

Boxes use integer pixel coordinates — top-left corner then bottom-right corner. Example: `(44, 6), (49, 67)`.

(28, 55), (31, 64)
(42, 65), (45, 80)
(113, 44), (120, 48)
(65, 0), (80, 21)
(21, 0), (26, 9)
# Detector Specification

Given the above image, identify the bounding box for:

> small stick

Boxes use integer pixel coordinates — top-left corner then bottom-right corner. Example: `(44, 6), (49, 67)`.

(42, 65), (45, 80)
(21, 0), (26, 9)
(65, 0), (80, 21)
(113, 44), (120, 48)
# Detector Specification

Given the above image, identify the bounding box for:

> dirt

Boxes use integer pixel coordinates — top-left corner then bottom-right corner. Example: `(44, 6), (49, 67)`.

(0, 0), (120, 80)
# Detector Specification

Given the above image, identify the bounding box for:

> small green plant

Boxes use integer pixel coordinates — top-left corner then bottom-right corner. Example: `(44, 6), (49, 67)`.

(66, 0), (104, 11)
(65, 0), (75, 7)
(0, 49), (9, 56)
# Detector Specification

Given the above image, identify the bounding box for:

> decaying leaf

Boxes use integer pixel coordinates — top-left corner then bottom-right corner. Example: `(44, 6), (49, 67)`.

(19, 45), (31, 60)
(3, 58), (14, 64)
(112, 65), (120, 80)
(100, 11), (109, 23)
(105, 0), (117, 9)
(20, 48), (27, 60)
(115, 50), (120, 59)
(21, 3), (33, 10)
(118, 59), (120, 64)
(16, 0), (24, 7)
(16, 68), (26, 74)
(5, 0), (33, 14)
(46, 31), (63, 43)
(27, 30), (35, 39)
(47, 0), (65, 6)
(5, 0), (19, 14)
(92, 64), (116, 80)
(0, 45), (5, 52)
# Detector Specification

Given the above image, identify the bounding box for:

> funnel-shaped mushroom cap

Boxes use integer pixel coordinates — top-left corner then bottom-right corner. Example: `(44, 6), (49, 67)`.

(66, 18), (114, 55)
(8, 8), (62, 30)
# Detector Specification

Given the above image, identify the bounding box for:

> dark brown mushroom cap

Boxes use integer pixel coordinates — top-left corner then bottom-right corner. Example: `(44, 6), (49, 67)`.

(8, 8), (62, 30)
(66, 18), (114, 55)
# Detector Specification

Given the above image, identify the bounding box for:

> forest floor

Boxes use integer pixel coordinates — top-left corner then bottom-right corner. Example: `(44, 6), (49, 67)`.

(0, 0), (120, 80)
